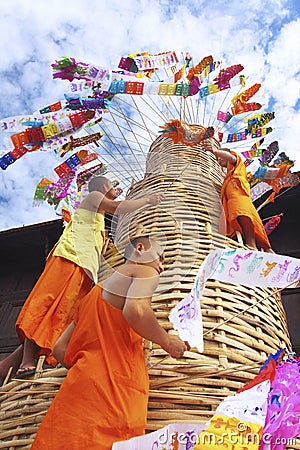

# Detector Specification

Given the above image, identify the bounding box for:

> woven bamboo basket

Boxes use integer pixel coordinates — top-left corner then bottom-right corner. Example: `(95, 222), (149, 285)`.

(103, 132), (292, 429)
(0, 132), (297, 449)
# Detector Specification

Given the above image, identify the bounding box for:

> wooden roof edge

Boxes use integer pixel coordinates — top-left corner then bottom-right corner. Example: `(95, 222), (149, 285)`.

(0, 219), (63, 237)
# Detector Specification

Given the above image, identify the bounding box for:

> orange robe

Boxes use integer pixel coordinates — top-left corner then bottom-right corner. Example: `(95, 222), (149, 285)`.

(31, 286), (149, 450)
(219, 151), (271, 249)
(16, 209), (105, 364)
(16, 254), (93, 365)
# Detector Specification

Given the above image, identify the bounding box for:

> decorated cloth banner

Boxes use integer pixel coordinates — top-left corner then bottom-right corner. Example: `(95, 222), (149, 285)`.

(63, 93), (112, 111)
(221, 126), (272, 145)
(33, 150), (106, 212)
(195, 380), (270, 450)
(252, 164), (290, 183)
(244, 112), (275, 134)
(118, 51), (179, 73)
(57, 132), (103, 155)
(198, 73), (244, 99)
(218, 87), (266, 125)
(259, 358), (300, 449)
(217, 110), (232, 123)
(266, 170), (300, 194)
(10, 110), (95, 147)
(246, 154), (295, 190)
(227, 129), (253, 143)
(242, 142), (279, 163)
(169, 247), (300, 352)
(0, 110), (101, 170)
(250, 182), (272, 202)
(252, 138), (265, 150)
(51, 57), (110, 84)
(52, 56), (245, 99)
(186, 55), (214, 80)
(159, 120), (214, 146)
(54, 161), (107, 219)
(264, 214), (284, 236)
(242, 148), (263, 159)
(272, 152), (295, 170)
(112, 352), (300, 449)
(0, 106), (79, 134)
(0, 98), (105, 135)
(231, 83), (262, 116)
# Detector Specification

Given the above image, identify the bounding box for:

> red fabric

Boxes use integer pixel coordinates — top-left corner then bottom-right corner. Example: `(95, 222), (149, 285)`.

(237, 359), (276, 393)
(16, 254), (93, 365)
(31, 286), (149, 450)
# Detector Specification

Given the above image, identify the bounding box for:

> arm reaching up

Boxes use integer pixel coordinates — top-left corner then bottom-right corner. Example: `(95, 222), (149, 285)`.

(206, 146), (237, 166)
(80, 191), (164, 215)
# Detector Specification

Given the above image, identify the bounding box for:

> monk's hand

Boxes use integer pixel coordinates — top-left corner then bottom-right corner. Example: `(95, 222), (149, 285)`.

(205, 142), (215, 154)
(148, 193), (165, 205)
(165, 334), (188, 359)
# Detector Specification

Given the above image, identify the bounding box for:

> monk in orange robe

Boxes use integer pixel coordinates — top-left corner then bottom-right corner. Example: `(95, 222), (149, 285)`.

(0, 178), (164, 382)
(31, 236), (187, 450)
(208, 147), (273, 252)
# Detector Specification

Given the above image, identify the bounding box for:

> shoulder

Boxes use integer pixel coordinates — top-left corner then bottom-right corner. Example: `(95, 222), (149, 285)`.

(85, 191), (105, 202)
(123, 265), (160, 298)
(78, 191), (105, 211)
(228, 151), (237, 165)
(118, 263), (159, 279)
(135, 265), (159, 278)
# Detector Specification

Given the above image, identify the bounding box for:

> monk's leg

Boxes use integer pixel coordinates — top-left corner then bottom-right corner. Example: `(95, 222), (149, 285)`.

(18, 338), (40, 371)
(237, 216), (257, 250)
(255, 234), (275, 253)
(0, 345), (23, 381)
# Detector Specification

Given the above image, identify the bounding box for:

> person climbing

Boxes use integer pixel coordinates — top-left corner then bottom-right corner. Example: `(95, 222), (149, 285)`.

(31, 236), (187, 449)
(207, 147), (274, 252)
(0, 176), (164, 382)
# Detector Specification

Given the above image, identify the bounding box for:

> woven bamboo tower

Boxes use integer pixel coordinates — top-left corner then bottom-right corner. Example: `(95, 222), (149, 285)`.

(0, 132), (295, 449)
(99, 131), (292, 431)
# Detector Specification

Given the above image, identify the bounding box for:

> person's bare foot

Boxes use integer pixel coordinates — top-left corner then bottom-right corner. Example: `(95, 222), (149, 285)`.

(0, 345), (24, 383)
(244, 244), (257, 251)
(15, 366), (36, 379)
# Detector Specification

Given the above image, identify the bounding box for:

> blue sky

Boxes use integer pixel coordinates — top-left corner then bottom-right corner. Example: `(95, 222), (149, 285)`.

(0, 0), (300, 230)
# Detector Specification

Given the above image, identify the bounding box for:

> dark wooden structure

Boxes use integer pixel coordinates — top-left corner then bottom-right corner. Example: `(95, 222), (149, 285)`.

(0, 220), (63, 359)
(257, 182), (300, 355)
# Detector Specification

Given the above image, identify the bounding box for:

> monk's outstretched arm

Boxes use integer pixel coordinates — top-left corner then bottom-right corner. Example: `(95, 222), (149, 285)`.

(210, 148), (237, 165)
(80, 191), (164, 215)
(123, 277), (187, 359)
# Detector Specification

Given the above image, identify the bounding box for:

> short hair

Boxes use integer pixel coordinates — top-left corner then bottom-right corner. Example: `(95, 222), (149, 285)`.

(124, 235), (153, 260)
(88, 176), (110, 193)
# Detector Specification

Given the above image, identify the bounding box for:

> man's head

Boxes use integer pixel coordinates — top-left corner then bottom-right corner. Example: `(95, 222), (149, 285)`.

(124, 236), (164, 275)
(88, 176), (118, 199)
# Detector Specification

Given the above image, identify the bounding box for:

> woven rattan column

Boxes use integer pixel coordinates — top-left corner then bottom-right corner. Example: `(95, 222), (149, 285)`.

(100, 132), (291, 430)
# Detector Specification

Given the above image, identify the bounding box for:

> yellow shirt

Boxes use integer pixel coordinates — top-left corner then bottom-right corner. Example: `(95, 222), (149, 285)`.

(53, 208), (105, 283)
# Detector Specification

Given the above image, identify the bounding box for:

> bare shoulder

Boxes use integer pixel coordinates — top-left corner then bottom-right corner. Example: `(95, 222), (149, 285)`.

(125, 265), (160, 299)
(79, 191), (104, 211)
(229, 151), (237, 164)
(102, 264), (160, 301)
(126, 264), (159, 279)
